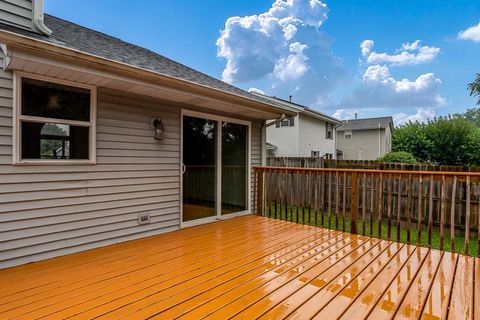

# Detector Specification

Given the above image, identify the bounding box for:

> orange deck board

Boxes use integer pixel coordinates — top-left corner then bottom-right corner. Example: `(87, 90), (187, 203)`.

(0, 215), (477, 319)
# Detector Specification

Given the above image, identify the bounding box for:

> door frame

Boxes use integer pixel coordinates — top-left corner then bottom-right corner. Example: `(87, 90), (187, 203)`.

(180, 109), (252, 228)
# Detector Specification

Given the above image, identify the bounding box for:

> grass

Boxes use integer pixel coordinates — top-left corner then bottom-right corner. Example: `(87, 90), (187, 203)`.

(265, 204), (479, 257)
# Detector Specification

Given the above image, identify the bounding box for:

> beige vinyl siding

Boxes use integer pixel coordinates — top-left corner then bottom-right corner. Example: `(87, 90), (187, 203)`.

(0, 75), (182, 268)
(0, 0), (33, 31)
(265, 115), (299, 157)
(0, 68), (264, 268)
(250, 120), (262, 208)
(337, 129), (383, 160)
(297, 114), (336, 158)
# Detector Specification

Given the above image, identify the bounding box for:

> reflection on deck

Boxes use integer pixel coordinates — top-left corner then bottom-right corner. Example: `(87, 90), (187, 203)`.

(0, 215), (477, 319)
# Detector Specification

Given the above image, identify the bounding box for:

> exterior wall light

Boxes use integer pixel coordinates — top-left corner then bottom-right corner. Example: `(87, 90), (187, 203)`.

(151, 118), (164, 140)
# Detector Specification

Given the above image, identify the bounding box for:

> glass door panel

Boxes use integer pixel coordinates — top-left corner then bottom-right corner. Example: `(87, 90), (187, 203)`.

(182, 115), (217, 222)
(221, 122), (248, 215)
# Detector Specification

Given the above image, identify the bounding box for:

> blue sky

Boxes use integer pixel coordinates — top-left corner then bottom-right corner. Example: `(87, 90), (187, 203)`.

(45, 0), (480, 124)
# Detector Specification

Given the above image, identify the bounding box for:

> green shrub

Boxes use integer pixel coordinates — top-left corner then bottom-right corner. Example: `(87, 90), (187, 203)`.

(378, 151), (417, 164)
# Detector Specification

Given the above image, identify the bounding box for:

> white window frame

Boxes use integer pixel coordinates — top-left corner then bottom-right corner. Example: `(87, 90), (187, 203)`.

(13, 72), (97, 165)
(344, 131), (352, 140)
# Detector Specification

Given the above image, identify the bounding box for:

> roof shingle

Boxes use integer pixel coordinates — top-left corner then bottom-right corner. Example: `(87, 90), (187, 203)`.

(0, 14), (286, 109)
(337, 116), (393, 131)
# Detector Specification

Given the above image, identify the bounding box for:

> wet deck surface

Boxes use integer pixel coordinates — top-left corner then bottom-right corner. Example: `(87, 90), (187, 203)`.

(0, 215), (478, 319)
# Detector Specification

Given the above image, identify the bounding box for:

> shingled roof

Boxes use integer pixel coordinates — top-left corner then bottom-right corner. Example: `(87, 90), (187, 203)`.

(0, 14), (286, 110)
(337, 116), (393, 131)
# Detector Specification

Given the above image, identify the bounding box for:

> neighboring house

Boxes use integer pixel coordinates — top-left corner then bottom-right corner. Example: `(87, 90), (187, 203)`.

(0, 0), (293, 268)
(336, 116), (393, 160)
(251, 92), (342, 159)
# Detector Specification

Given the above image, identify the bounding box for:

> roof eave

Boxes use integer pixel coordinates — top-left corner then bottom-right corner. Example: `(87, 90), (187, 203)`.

(0, 29), (294, 118)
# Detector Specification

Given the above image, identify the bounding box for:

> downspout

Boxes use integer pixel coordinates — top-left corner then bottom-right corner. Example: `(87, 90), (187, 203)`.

(261, 114), (286, 165)
(334, 123), (342, 160)
(32, 0), (52, 36)
(378, 123), (381, 157)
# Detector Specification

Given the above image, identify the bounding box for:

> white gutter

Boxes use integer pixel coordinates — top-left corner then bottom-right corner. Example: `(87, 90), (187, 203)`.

(32, 0), (52, 36)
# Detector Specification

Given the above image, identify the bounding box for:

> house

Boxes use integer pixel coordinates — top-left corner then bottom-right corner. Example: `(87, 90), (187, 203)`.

(0, 0), (294, 268)
(251, 92), (342, 159)
(336, 116), (393, 160)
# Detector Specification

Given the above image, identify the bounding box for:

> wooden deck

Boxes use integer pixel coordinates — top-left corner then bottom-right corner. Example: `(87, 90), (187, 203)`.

(0, 215), (478, 319)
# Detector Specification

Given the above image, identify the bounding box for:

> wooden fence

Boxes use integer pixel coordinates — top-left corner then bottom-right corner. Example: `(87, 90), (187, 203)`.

(253, 166), (480, 256)
(267, 157), (480, 172)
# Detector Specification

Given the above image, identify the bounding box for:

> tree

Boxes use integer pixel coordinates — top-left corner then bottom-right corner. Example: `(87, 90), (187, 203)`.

(468, 73), (480, 105)
(392, 121), (432, 162)
(424, 116), (477, 166)
(454, 107), (480, 127)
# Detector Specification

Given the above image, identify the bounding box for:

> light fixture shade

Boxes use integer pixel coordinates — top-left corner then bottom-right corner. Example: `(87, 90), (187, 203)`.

(152, 118), (164, 140)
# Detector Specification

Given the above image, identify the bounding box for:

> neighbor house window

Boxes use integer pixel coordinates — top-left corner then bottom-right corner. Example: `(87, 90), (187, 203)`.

(344, 131), (352, 139)
(326, 123), (333, 139)
(311, 150), (320, 157)
(15, 74), (96, 164)
(276, 116), (295, 127)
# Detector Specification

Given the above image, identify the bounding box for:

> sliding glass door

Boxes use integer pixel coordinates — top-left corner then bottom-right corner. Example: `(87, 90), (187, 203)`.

(221, 122), (248, 215)
(182, 116), (217, 222)
(182, 112), (249, 224)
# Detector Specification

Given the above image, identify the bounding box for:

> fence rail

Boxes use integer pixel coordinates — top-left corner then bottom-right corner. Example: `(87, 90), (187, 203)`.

(253, 166), (480, 256)
(267, 157), (480, 171)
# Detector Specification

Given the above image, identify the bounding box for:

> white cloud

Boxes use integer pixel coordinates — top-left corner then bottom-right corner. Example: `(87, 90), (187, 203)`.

(361, 39), (440, 66)
(248, 87), (265, 94)
(273, 42), (309, 81)
(217, 0), (344, 106)
(332, 109), (358, 120)
(393, 108), (436, 125)
(458, 22), (480, 42)
(360, 39), (374, 57)
(342, 64), (445, 109)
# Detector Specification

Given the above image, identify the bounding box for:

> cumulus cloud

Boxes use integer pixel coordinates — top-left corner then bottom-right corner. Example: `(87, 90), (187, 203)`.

(458, 22), (480, 42)
(393, 108), (436, 125)
(332, 109), (358, 120)
(342, 38), (445, 110)
(361, 39), (440, 66)
(274, 42), (310, 81)
(360, 39), (374, 57)
(248, 87), (265, 94)
(342, 64), (445, 109)
(217, 0), (344, 106)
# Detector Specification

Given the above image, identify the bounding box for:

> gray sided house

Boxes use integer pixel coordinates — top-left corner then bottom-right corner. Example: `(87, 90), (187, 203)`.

(252, 92), (342, 159)
(0, 0), (293, 268)
(336, 116), (393, 160)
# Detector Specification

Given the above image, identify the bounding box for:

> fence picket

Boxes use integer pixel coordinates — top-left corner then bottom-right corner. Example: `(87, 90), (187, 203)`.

(450, 176), (457, 252)
(256, 166), (479, 257)
(440, 175), (446, 251)
(417, 176), (423, 246)
(465, 176), (471, 254)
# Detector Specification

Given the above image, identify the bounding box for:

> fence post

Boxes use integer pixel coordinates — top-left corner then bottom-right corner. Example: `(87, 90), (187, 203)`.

(257, 169), (265, 216)
(350, 172), (359, 234)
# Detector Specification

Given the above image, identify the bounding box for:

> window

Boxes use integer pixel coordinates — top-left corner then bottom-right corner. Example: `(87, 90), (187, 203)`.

(326, 123), (334, 140)
(344, 131), (352, 139)
(311, 150), (320, 157)
(15, 74), (96, 164)
(324, 153), (333, 159)
(276, 116), (295, 127)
